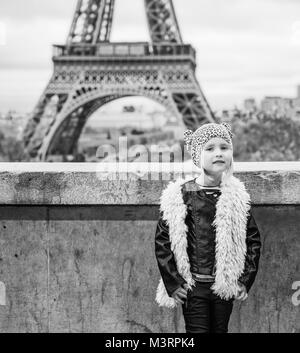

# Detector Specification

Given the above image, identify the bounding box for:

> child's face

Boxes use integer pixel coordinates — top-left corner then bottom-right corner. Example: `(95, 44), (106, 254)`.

(201, 137), (233, 174)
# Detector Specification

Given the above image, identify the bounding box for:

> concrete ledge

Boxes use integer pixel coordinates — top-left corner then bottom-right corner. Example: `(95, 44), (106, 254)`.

(0, 162), (300, 205)
(0, 162), (299, 333)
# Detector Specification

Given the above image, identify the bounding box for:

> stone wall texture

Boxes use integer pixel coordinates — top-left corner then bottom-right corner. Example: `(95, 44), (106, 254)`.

(0, 162), (299, 333)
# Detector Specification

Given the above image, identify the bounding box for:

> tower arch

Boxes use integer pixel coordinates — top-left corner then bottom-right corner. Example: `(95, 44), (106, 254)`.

(23, 0), (216, 160)
(39, 87), (181, 160)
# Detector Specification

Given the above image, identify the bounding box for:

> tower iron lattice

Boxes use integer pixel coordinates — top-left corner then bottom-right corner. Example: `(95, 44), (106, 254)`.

(23, 0), (216, 161)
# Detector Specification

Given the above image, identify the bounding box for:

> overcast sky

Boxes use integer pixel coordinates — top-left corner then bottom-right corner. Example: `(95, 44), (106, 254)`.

(0, 0), (299, 113)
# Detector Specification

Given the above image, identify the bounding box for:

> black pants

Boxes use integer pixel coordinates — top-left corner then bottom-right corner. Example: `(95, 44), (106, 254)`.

(182, 282), (234, 333)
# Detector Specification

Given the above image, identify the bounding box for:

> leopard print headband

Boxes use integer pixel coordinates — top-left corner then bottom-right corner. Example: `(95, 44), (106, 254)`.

(184, 122), (233, 168)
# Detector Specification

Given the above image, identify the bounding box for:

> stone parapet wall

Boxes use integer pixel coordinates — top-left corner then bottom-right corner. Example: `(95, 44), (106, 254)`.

(0, 162), (299, 332)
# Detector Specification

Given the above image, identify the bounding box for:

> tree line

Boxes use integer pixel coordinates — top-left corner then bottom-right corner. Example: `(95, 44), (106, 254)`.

(0, 112), (299, 162)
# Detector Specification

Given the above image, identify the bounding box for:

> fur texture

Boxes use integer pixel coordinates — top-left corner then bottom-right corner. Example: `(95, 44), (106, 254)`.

(155, 174), (251, 308)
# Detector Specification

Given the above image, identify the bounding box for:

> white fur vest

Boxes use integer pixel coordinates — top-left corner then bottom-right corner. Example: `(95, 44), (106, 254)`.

(155, 175), (251, 308)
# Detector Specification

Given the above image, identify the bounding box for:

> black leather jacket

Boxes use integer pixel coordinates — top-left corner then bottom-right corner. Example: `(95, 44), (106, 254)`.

(155, 179), (261, 297)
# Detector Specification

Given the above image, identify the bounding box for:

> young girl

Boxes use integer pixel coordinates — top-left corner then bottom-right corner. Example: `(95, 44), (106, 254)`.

(154, 122), (261, 333)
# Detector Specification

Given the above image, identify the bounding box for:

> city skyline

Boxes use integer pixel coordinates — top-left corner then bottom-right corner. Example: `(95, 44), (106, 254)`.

(0, 0), (300, 113)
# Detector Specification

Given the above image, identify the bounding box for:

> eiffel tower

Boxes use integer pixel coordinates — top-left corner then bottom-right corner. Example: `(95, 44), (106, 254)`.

(23, 0), (216, 161)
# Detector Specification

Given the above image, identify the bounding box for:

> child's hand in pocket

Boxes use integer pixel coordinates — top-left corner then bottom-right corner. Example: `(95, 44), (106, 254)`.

(235, 282), (248, 301)
(171, 284), (188, 304)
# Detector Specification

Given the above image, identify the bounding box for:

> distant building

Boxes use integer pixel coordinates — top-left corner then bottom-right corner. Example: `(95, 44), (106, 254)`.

(294, 85), (300, 115)
(260, 95), (300, 119)
(123, 105), (139, 113)
(0, 111), (28, 140)
(244, 98), (257, 112)
(261, 96), (292, 114)
(221, 110), (231, 122)
(259, 85), (300, 119)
